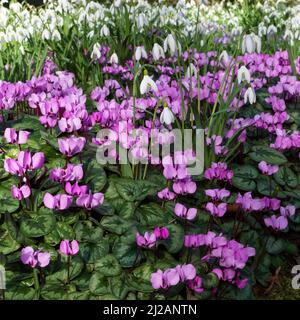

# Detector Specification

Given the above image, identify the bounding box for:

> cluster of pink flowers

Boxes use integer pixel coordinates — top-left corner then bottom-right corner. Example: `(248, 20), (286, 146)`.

(204, 162), (233, 182)
(136, 227), (169, 249)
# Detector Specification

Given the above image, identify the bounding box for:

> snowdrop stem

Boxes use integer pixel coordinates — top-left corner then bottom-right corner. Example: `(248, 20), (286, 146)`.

(33, 268), (40, 299)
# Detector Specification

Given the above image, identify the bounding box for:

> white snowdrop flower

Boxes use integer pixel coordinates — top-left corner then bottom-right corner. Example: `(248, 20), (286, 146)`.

(160, 103), (175, 126)
(136, 13), (147, 29)
(52, 29), (61, 41)
(258, 25), (267, 37)
(242, 33), (261, 54)
(237, 66), (251, 84)
(140, 70), (158, 95)
(42, 29), (51, 40)
(114, 0), (122, 7)
(152, 43), (165, 61)
(163, 33), (177, 56)
(219, 50), (230, 65)
(244, 87), (256, 104)
(109, 53), (119, 64)
(186, 63), (197, 77)
(91, 43), (101, 60)
(100, 25), (110, 37)
(267, 25), (277, 35)
(135, 46), (148, 61)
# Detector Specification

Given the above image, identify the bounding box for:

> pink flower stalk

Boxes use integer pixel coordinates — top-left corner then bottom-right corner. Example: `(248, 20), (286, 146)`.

(21, 246), (51, 268)
(43, 193), (73, 210)
(136, 232), (157, 248)
(4, 128), (30, 144)
(205, 202), (227, 217)
(58, 136), (86, 157)
(258, 161), (279, 175)
(264, 215), (288, 231)
(11, 184), (31, 200)
(59, 240), (79, 256)
(174, 203), (197, 220)
(76, 192), (104, 210)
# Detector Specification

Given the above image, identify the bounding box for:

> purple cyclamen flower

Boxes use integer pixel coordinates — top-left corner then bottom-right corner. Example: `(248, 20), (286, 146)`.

(157, 187), (176, 200)
(4, 128), (30, 144)
(153, 227), (169, 240)
(59, 240), (79, 256)
(136, 232), (157, 248)
(188, 276), (204, 293)
(58, 136), (86, 157)
(43, 193), (73, 210)
(174, 203), (197, 220)
(258, 161), (279, 175)
(76, 192), (104, 209)
(65, 182), (88, 196)
(280, 205), (295, 217)
(205, 202), (227, 217)
(264, 215), (288, 231)
(11, 185), (31, 200)
(21, 246), (50, 268)
(205, 188), (230, 200)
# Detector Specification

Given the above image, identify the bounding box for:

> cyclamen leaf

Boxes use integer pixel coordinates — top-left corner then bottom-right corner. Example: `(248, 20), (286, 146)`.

(249, 146), (287, 165)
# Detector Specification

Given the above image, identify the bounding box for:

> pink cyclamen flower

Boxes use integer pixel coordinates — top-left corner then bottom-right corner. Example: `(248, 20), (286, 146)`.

(205, 188), (230, 200)
(136, 232), (157, 248)
(21, 246), (50, 268)
(43, 193), (73, 210)
(174, 203), (197, 220)
(11, 185), (31, 200)
(153, 227), (169, 240)
(264, 215), (288, 231)
(157, 187), (176, 200)
(205, 202), (227, 217)
(188, 276), (204, 293)
(65, 182), (88, 196)
(76, 192), (104, 210)
(280, 205), (295, 217)
(59, 240), (79, 256)
(4, 128), (30, 144)
(58, 136), (86, 157)
(258, 161), (279, 175)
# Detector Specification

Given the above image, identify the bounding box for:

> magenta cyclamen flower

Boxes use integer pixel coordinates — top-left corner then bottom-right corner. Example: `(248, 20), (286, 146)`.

(76, 192), (104, 209)
(59, 240), (79, 256)
(50, 164), (83, 183)
(236, 192), (264, 212)
(264, 215), (288, 231)
(11, 185), (31, 200)
(43, 193), (73, 210)
(188, 276), (204, 293)
(204, 162), (233, 181)
(157, 187), (176, 200)
(65, 182), (88, 196)
(280, 205), (295, 217)
(174, 203), (197, 220)
(4, 128), (30, 144)
(21, 246), (51, 268)
(58, 136), (86, 157)
(258, 161), (279, 175)
(153, 227), (169, 240)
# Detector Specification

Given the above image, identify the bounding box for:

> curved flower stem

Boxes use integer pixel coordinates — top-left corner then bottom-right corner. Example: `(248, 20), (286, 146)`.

(33, 268), (40, 300)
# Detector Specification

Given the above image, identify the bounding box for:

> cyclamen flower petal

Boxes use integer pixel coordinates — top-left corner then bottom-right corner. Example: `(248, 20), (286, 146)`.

(59, 240), (79, 256)
(58, 136), (86, 157)
(11, 185), (31, 200)
(4, 128), (30, 144)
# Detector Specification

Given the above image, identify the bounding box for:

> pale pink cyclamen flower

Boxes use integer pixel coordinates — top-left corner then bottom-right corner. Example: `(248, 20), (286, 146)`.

(136, 232), (157, 248)
(205, 202), (227, 217)
(4, 128), (30, 144)
(21, 246), (51, 268)
(58, 136), (86, 157)
(258, 161), (279, 175)
(264, 215), (288, 231)
(65, 182), (88, 196)
(157, 187), (176, 200)
(11, 185), (31, 200)
(205, 188), (230, 200)
(59, 240), (79, 256)
(43, 193), (73, 210)
(76, 192), (104, 210)
(174, 203), (197, 220)
(280, 205), (295, 217)
(153, 227), (169, 240)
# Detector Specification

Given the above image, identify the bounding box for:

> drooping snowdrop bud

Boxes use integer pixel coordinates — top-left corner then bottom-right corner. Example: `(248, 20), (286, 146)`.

(186, 63), (197, 77)
(109, 52), (119, 64)
(163, 34), (177, 56)
(91, 43), (101, 60)
(160, 102), (175, 126)
(219, 50), (230, 65)
(135, 46), (148, 61)
(113, 0), (122, 7)
(244, 87), (256, 104)
(267, 25), (277, 35)
(140, 70), (158, 95)
(237, 66), (251, 84)
(242, 33), (261, 54)
(152, 43), (165, 61)
(100, 25), (110, 37)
